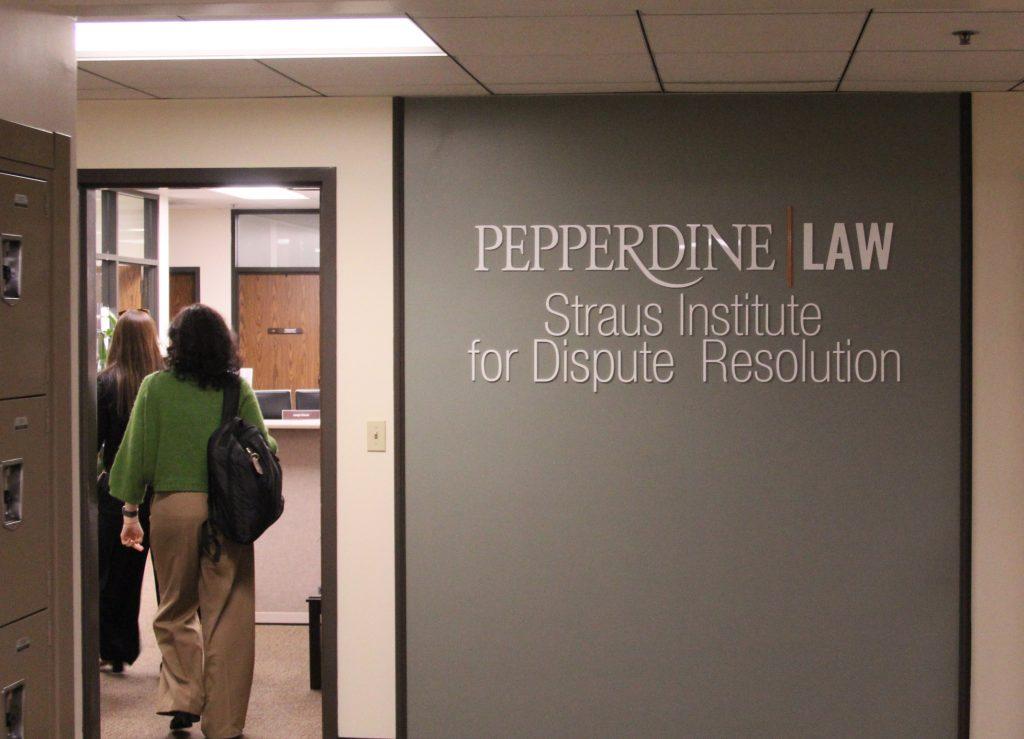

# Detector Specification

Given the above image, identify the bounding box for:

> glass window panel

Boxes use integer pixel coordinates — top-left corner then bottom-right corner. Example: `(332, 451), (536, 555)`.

(97, 260), (117, 368)
(116, 193), (147, 258)
(236, 212), (320, 268)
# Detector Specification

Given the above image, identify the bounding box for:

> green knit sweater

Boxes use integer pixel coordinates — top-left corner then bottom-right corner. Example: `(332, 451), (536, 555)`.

(109, 371), (277, 505)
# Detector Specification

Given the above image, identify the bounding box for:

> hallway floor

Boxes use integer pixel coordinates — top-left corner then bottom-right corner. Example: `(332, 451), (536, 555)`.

(100, 564), (321, 738)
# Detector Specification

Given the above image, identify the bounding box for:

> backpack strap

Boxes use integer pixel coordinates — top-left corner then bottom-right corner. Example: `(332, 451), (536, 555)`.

(221, 374), (241, 425)
(204, 375), (241, 564)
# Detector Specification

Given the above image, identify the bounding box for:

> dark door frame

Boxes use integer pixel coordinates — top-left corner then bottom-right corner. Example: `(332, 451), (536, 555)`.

(77, 168), (339, 739)
(169, 265), (201, 313)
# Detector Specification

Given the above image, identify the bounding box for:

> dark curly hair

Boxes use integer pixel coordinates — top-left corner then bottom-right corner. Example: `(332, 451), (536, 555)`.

(166, 304), (240, 389)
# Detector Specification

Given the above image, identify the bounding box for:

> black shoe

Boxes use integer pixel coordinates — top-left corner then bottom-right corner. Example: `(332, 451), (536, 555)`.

(110, 661), (124, 674)
(169, 712), (199, 730)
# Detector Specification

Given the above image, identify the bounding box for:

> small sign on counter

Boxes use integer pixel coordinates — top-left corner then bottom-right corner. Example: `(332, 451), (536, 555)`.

(282, 409), (320, 420)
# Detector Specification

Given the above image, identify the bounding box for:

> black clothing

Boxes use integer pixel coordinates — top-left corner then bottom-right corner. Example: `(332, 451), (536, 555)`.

(97, 473), (151, 663)
(98, 373), (130, 473)
(97, 373), (152, 665)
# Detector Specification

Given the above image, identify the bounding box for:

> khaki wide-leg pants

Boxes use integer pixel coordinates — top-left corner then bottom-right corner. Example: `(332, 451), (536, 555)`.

(150, 491), (255, 739)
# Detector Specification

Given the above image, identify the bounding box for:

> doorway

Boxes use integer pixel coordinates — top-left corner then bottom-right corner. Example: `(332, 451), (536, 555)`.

(232, 209), (321, 393)
(169, 267), (200, 319)
(78, 168), (338, 739)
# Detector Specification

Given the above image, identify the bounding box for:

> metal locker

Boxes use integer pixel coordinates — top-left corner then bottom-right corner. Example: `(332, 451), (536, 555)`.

(0, 610), (53, 739)
(0, 397), (51, 628)
(0, 171), (51, 399)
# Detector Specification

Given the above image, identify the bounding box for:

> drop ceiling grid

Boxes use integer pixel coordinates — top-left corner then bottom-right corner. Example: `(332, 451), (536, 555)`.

(861, 11), (1024, 51)
(424, 11), (867, 90)
(78, 58), (320, 99)
(260, 56), (486, 96)
(845, 10), (1024, 89)
(77, 67), (156, 99)
(73, 9), (1024, 98)
(415, 14), (648, 56)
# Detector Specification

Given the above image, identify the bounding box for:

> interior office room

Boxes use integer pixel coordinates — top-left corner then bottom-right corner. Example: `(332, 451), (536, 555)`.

(85, 183), (324, 734)
(0, 2), (1023, 738)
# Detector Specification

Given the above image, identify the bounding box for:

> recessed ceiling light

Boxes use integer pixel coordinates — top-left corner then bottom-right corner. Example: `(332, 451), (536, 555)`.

(211, 187), (308, 201)
(75, 18), (444, 61)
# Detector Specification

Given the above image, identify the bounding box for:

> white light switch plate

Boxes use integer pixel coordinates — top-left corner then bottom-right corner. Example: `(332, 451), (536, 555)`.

(367, 421), (386, 452)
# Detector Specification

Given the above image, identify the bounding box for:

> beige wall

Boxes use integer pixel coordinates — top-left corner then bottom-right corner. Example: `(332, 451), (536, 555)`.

(972, 93), (1024, 739)
(168, 207), (234, 324)
(77, 97), (397, 738)
(76, 91), (1024, 738)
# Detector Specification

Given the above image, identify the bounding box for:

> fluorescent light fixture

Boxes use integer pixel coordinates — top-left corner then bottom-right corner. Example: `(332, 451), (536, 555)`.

(75, 18), (444, 61)
(211, 187), (307, 201)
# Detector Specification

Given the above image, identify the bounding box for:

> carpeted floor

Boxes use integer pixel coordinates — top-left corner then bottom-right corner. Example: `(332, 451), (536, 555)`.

(100, 563), (321, 738)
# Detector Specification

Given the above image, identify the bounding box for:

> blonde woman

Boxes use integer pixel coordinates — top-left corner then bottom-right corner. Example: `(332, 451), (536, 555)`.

(96, 308), (164, 672)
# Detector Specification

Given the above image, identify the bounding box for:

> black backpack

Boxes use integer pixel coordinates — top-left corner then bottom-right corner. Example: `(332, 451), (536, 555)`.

(204, 376), (284, 559)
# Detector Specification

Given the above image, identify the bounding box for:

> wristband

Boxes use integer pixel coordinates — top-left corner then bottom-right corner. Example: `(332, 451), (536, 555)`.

(121, 506), (139, 519)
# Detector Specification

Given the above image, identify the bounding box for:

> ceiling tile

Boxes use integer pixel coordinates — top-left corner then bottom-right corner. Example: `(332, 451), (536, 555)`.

(77, 87), (155, 100)
(264, 57), (477, 89)
(665, 81), (834, 92)
(410, 1), (657, 18)
(861, 12), (1024, 52)
(405, 1), (866, 19)
(78, 60), (317, 98)
(645, 12), (865, 53)
(77, 68), (123, 91)
(318, 83), (486, 97)
(491, 81), (661, 94)
(459, 54), (655, 85)
(142, 87), (318, 99)
(416, 15), (646, 56)
(847, 51), (1024, 82)
(842, 79), (1018, 92)
(656, 51), (848, 83)
(78, 68), (155, 99)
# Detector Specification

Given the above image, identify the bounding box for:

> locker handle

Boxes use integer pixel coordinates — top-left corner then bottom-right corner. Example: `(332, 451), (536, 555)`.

(1, 234), (22, 304)
(2, 459), (23, 530)
(3, 679), (24, 739)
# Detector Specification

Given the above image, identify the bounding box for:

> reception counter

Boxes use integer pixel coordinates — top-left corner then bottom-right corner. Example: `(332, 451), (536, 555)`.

(255, 418), (320, 624)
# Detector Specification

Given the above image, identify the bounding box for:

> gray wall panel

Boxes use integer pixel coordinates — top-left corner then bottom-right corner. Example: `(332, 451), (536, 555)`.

(404, 94), (962, 738)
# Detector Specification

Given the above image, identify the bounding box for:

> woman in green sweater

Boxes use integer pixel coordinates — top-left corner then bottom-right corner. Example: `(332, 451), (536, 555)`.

(110, 304), (276, 738)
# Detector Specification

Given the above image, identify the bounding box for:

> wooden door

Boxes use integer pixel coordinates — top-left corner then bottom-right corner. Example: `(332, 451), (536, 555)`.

(237, 273), (319, 391)
(116, 263), (142, 312)
(169, 269), (198, 320)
